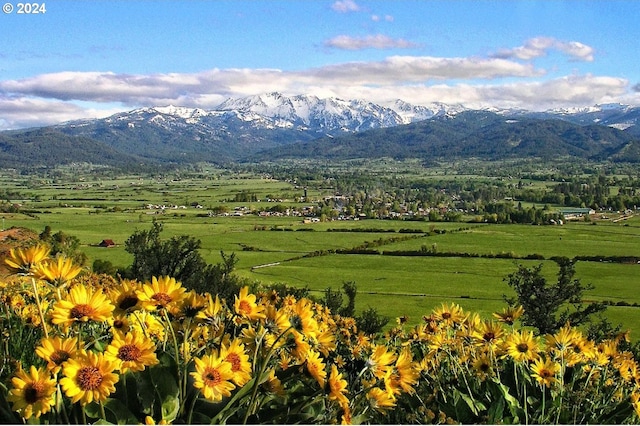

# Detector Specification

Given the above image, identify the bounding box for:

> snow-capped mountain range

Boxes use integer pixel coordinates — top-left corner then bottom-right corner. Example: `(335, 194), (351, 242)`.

(61, 91), (640, 137)
(63, 92), (470, 134)
(0, 91), (633, 166)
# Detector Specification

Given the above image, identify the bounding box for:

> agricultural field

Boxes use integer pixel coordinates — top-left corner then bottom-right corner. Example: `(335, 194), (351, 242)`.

(2, 164), (640, 336)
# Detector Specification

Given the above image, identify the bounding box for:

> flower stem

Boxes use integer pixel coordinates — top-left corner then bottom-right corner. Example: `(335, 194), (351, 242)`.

(31, 278), (49, 339)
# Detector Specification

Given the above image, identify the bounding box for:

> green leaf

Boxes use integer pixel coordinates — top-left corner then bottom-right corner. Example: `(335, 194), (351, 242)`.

(92, 420), (114, 425)
(489, 379), (523, 423)
(460, 391), (486, 415)
(487, 396), (505, 424)
(134, 369), (157, 415)
(210, 379), (256, 424)
(161, 394), (180, 421)
(83, 401), (102, 420)
(132, 356), (180, 422)
(103, 398), (140, 424)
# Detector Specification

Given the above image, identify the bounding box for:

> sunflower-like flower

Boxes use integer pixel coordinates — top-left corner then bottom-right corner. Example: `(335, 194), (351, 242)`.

(288, 298), (319, 341)
(305, 349), (327, 388)
(130, 310), (166, 341)
(384, 347), (419, 396)
(546, 325), (579, 352)
(472, 320), (505, 351)
(367, 344), (397, 380)
(328, 364), (349, 408)
(631, 392), (640, 418)
(530, 357), (560, 387)
(432, 302), (466, 327)
(219, 339), (252, 387)
(493, 305), (524, 326)
(367, 387), (396, 413)
(35, 336), (79, 374)
(108, 279), (143, 315)
(234, 286), (266, 321)
(264, 304), (291, 337)
(137, 276), (186, 313)
(196, 293), (224, 323)
(472, 354), (493, 380)
(104, 331), (159, 373)
(4, 244), (50, 275)
(59, 350), (120, 405)
(616, 355), (639, 383)
(7, 365), (57, 419)
(108, 313), (132, 334)
(505, 330), (540, 363)
(176, 290), (208, 320)
(191, 353), (236, 402)
(51, 284), (115, 329)
(32, 256), (82, 286)
(263, 368), (285, 396)
(546, 324), (586, 365)
(310, 326), (337, 357)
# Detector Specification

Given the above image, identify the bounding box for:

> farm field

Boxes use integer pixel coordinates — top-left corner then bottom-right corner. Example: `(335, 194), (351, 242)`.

(2, 167), (640, 336)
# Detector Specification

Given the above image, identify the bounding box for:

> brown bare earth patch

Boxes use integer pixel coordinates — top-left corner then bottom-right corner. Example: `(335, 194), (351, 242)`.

(0, 227), (39, 276)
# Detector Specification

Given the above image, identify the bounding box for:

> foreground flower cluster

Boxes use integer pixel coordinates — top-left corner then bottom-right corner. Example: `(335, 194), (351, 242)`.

(1, 244), (640, 424)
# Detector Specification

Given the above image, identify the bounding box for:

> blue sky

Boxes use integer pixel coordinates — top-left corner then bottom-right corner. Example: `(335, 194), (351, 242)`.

(1, 0), (639, 129)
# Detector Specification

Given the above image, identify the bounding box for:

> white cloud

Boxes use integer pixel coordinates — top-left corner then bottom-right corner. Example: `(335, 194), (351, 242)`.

(324, 34), (417, 50)
(0, 96), (121, 130)
(371, 14), (393, 22)
(492, 37), (595, 62)
(297, 56), (542, 87)
(331, 0), (360, 13)
(0, 46), (634, 130)
(365, 75), (628, 111)
(0, 56), (541, 105)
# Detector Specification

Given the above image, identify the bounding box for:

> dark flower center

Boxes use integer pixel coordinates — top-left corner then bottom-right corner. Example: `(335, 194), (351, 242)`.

(226, 353), (241, 372)
(238, 300), (252, 315)
(70, 304), (95, 319)
(50, 350), (71, 365)
(152, 293), (172, 307)
(118, 295), (139, 311)
(24, 382), (45, 404)
(76, 366), (103, 390)
(118, 344), (142, 362)
(203, 368), (221, 386)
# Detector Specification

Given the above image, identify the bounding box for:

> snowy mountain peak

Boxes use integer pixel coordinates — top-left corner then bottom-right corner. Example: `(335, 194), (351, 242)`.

(153, 105), (208, 119)
(388, 99), (466, 123)
(62, 93), (640, 142)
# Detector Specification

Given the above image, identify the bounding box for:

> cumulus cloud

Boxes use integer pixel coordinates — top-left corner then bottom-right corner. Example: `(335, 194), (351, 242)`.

(300, 56), (541, 85)
(492, 37), (595, 62)
(0, 96), (121, 129)
(327, 74), (628, 111)
(0, 56), (541, 106)
(0, 47), (633, 130)
(331, 0), (360, 13)
(324, 34), (417, 50)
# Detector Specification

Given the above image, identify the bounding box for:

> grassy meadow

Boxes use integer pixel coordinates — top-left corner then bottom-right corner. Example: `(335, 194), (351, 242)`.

(2, 167), (640, 336)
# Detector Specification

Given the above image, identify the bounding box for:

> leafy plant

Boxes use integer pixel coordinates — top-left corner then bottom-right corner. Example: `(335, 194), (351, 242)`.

(504, 257), (607, 335)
